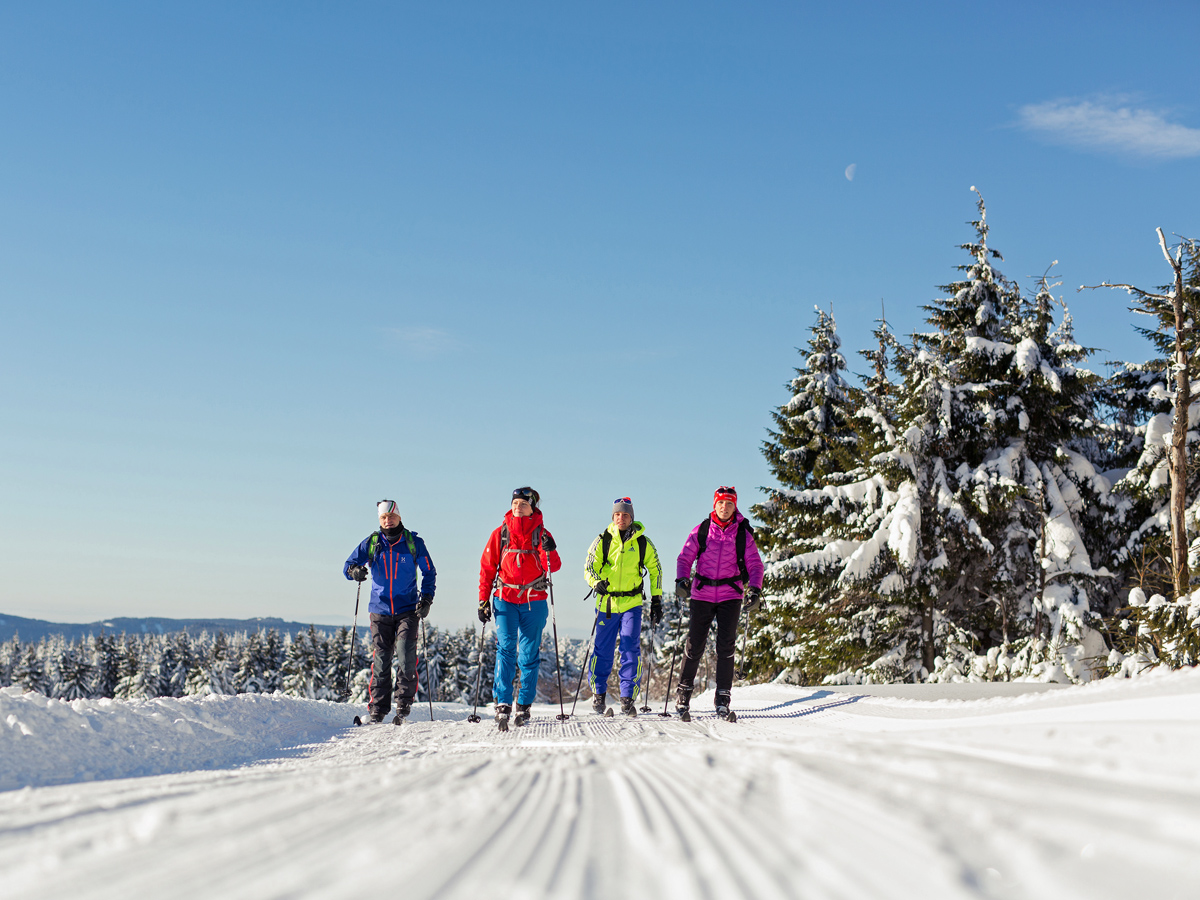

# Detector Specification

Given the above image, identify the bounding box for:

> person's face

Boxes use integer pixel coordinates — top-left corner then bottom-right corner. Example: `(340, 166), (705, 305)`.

(379, 511), (401, 529)
(512, 499), (533, 517)
(613, 511), (633, 531)
(714, 499), (736, 521)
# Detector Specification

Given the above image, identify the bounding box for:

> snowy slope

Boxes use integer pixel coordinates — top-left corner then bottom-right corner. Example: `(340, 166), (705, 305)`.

(2, 673), (1199, 900)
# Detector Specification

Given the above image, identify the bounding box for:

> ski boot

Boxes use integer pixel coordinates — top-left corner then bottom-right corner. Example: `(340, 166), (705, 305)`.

(675, 684), (693, 722)
(495, 703), (512, 732)
(513, 703), (532, 727)
(620, 696), (637, 717)
(715, 690), (736, 722)
(592, 692), (613, 717)
(392, 698), (413, 726)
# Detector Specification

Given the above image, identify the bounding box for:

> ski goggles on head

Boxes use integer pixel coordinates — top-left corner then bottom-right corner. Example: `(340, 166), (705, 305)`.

(613, 497), (632, 505)
(713, 486), (737, 504)
(511, 486), (539, 507)
(377, 499), (399, 517)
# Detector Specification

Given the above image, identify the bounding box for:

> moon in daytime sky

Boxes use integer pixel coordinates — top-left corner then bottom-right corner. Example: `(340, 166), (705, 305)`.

(845, 163), (857, 181)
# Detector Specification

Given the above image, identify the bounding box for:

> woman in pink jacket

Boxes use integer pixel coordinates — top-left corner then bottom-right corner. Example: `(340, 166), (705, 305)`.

(674, 486), (764, 720)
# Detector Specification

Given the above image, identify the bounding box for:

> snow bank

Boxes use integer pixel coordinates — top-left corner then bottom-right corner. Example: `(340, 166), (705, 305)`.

(0, 686), (352, 791)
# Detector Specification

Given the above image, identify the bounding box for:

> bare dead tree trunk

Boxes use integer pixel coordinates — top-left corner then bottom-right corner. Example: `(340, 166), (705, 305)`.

(1161, 228), (1191, 598)
(1084, 231), (1195, 600)
(1034, 480), (1047, 639)
(922, 597), (934, 674)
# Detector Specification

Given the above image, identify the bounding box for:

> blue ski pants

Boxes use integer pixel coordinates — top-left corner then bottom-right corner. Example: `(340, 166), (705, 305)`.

(588, 606), (643, 700)
(492, 598), (549, 706)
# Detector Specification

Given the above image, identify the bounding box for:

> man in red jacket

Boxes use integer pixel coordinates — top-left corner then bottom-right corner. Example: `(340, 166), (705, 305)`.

(478, 486), (562, 730)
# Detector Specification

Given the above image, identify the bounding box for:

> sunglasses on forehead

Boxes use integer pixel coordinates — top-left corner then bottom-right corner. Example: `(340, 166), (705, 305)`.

(715, 486), (737, 496)
(613, 497), (632, 504)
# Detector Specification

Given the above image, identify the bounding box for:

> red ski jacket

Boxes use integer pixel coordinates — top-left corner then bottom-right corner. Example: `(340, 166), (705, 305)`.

(478, 510), (562, 604)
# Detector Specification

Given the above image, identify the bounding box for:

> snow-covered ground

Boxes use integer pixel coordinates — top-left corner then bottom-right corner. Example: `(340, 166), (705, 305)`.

(3, 672), (1199, 900)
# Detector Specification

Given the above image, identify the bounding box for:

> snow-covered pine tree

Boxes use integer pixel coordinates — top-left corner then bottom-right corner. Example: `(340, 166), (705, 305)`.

(0, 635), (20, 687)
(13, 643), (51, 695)
(235, 630), (273, 694)
(748, 307), (869, 680)
(54, 641), (94, 700)
(91, 631), (120, 698)
(756, 191), (1110, 684)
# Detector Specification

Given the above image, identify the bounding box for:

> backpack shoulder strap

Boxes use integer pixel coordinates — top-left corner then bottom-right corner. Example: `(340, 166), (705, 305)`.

(367, 531), (381, 563)
(696, 518), (711, 557)
(599, 531), (612, 571)
(500, 522), (509, 551)
(405, 531), (417, 558)
(735, 520), (753, 583)
(637, 535), (647, 573)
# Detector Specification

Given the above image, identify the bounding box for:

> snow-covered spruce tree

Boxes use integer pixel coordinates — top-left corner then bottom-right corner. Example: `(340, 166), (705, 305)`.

(758, 192), (1110, 683)
(13, 643), (51, 694)
(91, 631), (120, 698)
(748, 307), (872, 681)
(54, 641), (94, 700)
(0, 635), (20, 687)
(235, 630), (274, 694)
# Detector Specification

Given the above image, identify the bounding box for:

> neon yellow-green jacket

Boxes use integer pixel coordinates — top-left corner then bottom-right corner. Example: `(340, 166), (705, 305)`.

(584, 521), (663, 615)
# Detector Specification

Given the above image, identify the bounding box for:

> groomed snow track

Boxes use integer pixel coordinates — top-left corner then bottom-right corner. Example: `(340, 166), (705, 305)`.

(3, 678), (1200, 900)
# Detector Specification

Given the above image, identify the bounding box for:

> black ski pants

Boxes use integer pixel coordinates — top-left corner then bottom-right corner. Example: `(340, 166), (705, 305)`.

(368, 611), (420, 716)
(677, 597), (742, 696)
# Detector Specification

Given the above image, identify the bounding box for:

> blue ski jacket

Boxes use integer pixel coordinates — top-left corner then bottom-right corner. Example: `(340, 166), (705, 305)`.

(344, 529), (437, 616)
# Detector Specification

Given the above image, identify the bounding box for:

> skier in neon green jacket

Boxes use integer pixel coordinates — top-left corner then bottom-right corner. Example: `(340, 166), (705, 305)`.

(583, 497), (664, 716)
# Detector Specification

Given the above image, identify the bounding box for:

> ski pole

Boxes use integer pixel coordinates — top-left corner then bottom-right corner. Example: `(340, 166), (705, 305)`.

(639, 601), (654, 712)
(660, 599), (685, 718)
(341, 580), (362, 702)
(736, 599), (750, 682)
(467, 622), (487, 723)
(568, 603), (599, 717)
(546, 568), (569, 722)
(421, 618), (435, 722)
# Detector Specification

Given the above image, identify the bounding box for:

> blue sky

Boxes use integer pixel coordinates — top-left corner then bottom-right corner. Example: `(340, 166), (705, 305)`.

(2, 2), (1198, 636)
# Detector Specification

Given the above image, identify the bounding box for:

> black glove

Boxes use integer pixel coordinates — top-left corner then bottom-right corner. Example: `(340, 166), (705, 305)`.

(417, 595), (433, 619)
(743, 585), (762, 612)
(650, 595), (663, 626)
(542, 532), (556, 552)
(595, 579), (609, 596)
(675, 578), (691, 601)
(478, 598), (492, 623)
(349, 565), (368, 583)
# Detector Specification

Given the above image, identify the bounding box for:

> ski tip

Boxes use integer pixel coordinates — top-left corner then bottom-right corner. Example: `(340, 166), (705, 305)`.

(353, 715), (363, 726)
(603, 708), (614, 717)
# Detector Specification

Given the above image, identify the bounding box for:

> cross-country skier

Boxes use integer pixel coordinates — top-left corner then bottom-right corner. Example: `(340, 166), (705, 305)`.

(344, 499), (437, 724)
(583, 497), (663, 716)
(477, 486), (562, 730)
(674, 486), (763, 721)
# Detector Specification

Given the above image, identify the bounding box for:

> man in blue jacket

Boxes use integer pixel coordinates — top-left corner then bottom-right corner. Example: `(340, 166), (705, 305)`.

(344, 499), (437, 723)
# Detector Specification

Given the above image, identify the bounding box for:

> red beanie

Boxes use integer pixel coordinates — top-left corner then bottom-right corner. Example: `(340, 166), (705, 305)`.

(713, 486), (737, 507)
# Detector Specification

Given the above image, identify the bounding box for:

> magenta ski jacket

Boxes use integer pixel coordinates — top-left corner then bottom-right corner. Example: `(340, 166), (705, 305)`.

(675, 510), (765, 603)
